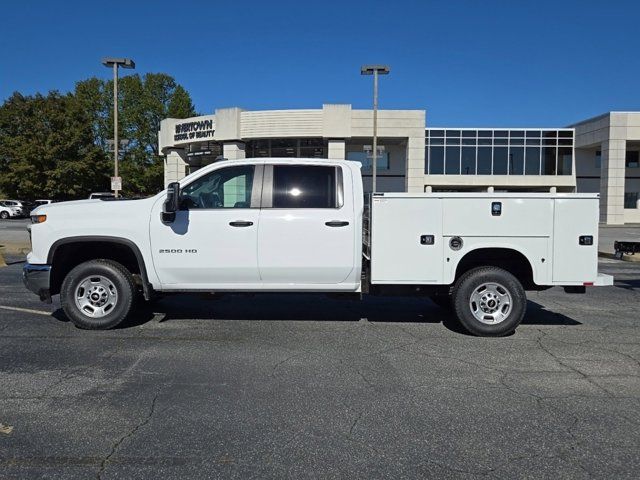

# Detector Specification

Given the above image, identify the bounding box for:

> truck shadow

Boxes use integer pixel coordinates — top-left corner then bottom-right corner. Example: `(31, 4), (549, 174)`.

(116, 294), (581, 333)
(614, 278), (640, 290)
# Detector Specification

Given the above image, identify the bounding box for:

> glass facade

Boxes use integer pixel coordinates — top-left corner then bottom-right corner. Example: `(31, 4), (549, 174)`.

(246, 138), (327, 158)
(346, 151), (390, 170)
(425, 129), (574, 176)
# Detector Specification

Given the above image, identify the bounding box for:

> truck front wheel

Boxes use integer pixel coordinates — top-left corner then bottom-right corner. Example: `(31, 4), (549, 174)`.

(452, 266), (526, 337)
(60, 259), (135, 330)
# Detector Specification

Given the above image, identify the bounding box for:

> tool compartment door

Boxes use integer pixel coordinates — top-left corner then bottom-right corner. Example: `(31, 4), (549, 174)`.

(370, 197), (443, 283)
(552, 198), (599, 283)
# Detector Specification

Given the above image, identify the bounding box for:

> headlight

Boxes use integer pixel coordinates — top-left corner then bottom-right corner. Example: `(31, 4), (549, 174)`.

(31, 214), (47, 224)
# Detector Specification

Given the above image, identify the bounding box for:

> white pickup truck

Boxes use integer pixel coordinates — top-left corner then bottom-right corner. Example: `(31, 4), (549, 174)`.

(23, 158), (613, 336)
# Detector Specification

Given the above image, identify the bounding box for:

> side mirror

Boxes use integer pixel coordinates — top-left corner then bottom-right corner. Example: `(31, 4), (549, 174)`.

(162, 182), (180, 223)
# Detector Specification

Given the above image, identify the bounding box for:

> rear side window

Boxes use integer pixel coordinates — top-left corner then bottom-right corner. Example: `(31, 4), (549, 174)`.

(272, 165), (340, 208)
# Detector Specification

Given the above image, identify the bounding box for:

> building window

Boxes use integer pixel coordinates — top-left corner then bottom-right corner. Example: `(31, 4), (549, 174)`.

(346, 151), (390, 170)
(525, 147), (541, 175)
(271, 139), (297, 157)
(542, 147), (557, 175)
(626, 151), (639, 168)
(595, 150), (601, 169)
(558, 148), (573, 175)
(509, 148), (524, 175)
(445, 146), (460, 174)
(625, 192), (638, 209)
(245, 138), (327, 159)
(300, 138), (326, 158)
(477, 147), (491, 174)
(493, 147), (508, 174)
(272, 165), (338, 208)
(461, 147), (476, 174)
(428, 146), (444, 174)
(425, 129), (574, 176)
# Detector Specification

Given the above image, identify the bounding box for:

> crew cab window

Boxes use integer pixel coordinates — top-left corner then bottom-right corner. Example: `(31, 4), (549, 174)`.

(181, 165), (255, 209)
(272, 165), (340, 208)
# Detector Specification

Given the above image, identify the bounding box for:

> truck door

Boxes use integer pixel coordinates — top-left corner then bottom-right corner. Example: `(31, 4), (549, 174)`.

(257, 164), (356, 284)
(149, 164), (262, 287)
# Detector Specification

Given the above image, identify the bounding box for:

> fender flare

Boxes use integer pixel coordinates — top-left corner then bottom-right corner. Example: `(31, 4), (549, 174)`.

(47, 235), (153, 299)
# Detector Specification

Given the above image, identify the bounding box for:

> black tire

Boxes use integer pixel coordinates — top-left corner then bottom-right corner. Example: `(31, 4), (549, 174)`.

(430, 295), (452, 310)
(60, 259), (136, 330)
(0, 211), (9, 220)
(452, 266), (526, 337)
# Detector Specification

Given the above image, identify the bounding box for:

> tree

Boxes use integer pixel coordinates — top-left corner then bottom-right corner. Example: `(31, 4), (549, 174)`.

(0, 91), (111, 199)
(74, 73), (196, 196)
(0, 73), (196, 199)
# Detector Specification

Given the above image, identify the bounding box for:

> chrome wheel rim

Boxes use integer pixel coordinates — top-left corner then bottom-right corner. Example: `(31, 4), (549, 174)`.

(74, 275), (118, 318)
(469, 282), (512, 325)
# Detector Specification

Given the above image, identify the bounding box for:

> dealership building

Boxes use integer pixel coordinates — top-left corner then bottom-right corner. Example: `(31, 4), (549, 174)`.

(158, 105), (640, 224)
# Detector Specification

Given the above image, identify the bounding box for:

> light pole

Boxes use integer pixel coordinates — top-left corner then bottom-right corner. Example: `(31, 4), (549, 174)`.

(360, 64), (390, 192)
(102, 57), (135, 198)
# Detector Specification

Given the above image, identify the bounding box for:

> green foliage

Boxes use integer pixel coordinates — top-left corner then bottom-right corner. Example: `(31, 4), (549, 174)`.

(0, 91), (110, 199)
(0, 73), (196, 199)
(75, 73), (196, 196)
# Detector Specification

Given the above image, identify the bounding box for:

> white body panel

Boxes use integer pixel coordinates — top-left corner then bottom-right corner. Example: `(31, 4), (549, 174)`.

(27, 197), (162, 287)
(258, 163), (358, 286)
(148, 206), (261, 287)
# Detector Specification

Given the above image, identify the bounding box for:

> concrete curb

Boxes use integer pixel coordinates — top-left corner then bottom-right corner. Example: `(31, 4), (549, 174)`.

(598, 251), (640, 263)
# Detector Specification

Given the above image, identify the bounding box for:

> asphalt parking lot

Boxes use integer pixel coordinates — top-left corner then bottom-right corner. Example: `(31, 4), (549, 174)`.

(0, 256), (639, 479)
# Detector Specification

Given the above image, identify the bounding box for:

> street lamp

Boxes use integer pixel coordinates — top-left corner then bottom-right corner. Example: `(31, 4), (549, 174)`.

(360, 64), (390, 193)
(102, 57), (135, 198)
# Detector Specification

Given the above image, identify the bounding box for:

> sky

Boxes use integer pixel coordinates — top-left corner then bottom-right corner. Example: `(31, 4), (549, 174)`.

(1, 0), (639, 127)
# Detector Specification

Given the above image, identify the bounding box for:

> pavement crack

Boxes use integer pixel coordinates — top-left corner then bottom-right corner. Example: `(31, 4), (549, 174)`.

(270, 353), (300, 378)
(348, 410), (363, 437)
(96, 392), (159, 480)
(535, 329), (615, 397)
(353, 366), (374, 388)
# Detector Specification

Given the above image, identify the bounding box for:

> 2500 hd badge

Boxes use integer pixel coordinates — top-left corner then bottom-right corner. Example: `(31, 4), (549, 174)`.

(158, 249), (198, 254)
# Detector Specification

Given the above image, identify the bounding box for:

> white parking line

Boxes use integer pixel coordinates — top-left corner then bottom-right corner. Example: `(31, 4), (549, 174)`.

(0, 305), (51, 316)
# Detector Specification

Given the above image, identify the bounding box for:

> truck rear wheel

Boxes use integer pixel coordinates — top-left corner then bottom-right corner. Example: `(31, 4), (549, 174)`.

(452, 266), (526, 337)
(60, 259), (135, 330)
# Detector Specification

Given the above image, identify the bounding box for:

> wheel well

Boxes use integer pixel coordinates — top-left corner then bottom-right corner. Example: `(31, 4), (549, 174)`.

(49, 241), (142, 295)
(454, 248), (535, 289)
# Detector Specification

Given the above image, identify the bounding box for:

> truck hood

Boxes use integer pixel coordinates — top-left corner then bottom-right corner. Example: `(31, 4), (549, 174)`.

(33, 196), (158, 218)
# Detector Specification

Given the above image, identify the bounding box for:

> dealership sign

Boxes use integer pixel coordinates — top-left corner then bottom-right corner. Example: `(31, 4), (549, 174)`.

(174, 119), (214, 141)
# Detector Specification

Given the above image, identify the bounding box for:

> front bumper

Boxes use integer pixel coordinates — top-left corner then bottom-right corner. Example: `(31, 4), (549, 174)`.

(23, 263), (52, 303)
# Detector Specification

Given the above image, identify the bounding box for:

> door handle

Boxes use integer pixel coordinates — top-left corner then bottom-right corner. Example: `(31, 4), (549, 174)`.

(229, 220), (254, 227)
(325, 220), (349, 227)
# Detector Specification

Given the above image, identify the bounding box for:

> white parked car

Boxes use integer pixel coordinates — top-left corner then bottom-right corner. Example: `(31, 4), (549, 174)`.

(0, 200), (26, 219)
(23, 158), (613, 335)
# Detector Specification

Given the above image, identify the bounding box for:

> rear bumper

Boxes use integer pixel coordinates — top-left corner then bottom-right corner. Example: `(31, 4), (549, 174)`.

(22, 263), (52, 302)
(594, 273), (614, 287)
